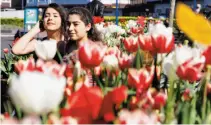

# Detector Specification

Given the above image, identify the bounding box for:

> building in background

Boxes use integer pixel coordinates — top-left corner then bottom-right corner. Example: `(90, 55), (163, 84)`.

(0, 0), (12, 8)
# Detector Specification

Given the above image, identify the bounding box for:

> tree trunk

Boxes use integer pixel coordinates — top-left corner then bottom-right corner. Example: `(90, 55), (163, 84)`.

(169, 0), (176, 28)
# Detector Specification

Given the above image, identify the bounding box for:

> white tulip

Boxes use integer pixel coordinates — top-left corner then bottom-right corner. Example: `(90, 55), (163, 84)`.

(102, 55), (119, 70)
(9, 71), (66, 115)
(35, 40), (57, 60)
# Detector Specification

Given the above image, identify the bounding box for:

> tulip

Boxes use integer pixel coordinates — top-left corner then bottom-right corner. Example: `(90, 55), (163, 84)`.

(127, 66), (154, 92)
(99, 86), (128, 122)
(150, 23), (174, 54)
(102, 55), (119, 71)
(35, 40), (57, 60)
(15, 58), (36, 74)
(153, 92), (167, 109)
(78, 41), (107, 68)
(15, 58), (66, 77)
(122, 36), (139, 53)
(3, 48), (9, 54)
(118, 53), (134, 69)
(60, 85), (103, 124)
(202, 46), (211, 66)
(176, 57), (205, 82)
(9, 71), (66, 115)
(162, 45), (204, 81)
(117, 109), (159, 124)
(138, 34), (153, 52)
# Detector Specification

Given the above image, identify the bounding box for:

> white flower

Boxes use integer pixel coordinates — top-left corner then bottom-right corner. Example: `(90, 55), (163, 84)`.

(9, 71), (66, 115)
(35, 40), (57, 60)
(102, 55), (119, 70)
(118, 109), (159, 124)
(126, 20), (137, 29)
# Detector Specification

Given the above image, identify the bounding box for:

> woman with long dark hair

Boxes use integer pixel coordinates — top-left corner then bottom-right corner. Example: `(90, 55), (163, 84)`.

(12, 3), (68, 59)
(65, 7), (102, 58)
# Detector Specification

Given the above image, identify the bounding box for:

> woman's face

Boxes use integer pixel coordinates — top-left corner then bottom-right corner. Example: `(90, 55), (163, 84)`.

(67, 14), (91, 42)
(43, 8), (62, 31)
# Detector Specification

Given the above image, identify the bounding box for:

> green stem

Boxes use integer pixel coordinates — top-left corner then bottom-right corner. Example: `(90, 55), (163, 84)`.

(41, 114), (48, 124)
(56, 50), (63, 63)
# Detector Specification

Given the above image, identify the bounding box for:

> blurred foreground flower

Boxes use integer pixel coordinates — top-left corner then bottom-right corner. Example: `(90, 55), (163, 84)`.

(116, 109), (160, 124)
(9, 71), (66, 115)
(35, 40), (57, 60)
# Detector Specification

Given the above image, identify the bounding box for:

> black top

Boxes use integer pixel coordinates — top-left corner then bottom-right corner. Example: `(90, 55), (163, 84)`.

(87, 0), (104, 17)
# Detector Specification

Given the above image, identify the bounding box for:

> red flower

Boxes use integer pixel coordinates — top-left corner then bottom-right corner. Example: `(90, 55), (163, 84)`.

(60, 85), (103, 124)
(153, 92), (167, 109)
(15, 58), (66, 77)
(93, 16), (104, 24)
(128, 67), (154, 92)
(122, 36), (139, 53)
(151, 34), (174, 54)
(3, 48), (9, 54)
(137, 16), (145, 27)
(78, 41), (107, 68)
(99, 86), (128, 122)
(118, 53), (133, 69)
(138, 34), (153, 52)
(202, 46), (211, 66)
(176, 58), (204, 82)
(130, 26), (144, 35)
(182, 88), (191, 101)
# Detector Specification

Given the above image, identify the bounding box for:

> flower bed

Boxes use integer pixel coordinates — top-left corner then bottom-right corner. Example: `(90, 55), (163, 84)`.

(1, 3), (211, 124)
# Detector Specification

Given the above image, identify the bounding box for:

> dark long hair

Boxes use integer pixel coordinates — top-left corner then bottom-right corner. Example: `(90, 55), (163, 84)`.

(42, 3), (68, 41)
(67, 7), (102, 42)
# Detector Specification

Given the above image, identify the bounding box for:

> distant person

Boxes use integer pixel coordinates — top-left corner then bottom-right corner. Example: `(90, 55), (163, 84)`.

(195, 4), (201, 14)
(87, 0), (104, 17)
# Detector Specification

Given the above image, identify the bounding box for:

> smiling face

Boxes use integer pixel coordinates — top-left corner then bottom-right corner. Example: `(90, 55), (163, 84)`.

(67, 14), (91, 43)
(43, 8), (62, 31)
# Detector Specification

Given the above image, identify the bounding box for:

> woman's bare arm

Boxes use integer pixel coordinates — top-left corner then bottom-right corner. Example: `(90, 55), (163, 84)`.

(12, 22), (41, 55)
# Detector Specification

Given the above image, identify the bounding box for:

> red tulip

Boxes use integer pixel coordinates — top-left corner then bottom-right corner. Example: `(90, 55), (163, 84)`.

(130, 26), (144, 35)
(176, 58), (204, 82)
(93, 16), (104, 24)
(182, 88), (191, 101)
(99, 86), (128, 122)
(202, 46), (211, 66)
(15, 58), (66, 77)
(153, 92), (167, 109)
(118, 53), (133, 69)
(137, 16), (145, 27)
(78, 41), (107, 68)
(151, 23), (175, 54)
(138, 34), (153, 52)
(15, 58), (36, 73)
(3, 48), (9, 54)
(151, 34), (174, 54)
(128, 66), (154, 92)
(60, 85), (103, 124)
(122, 36), (139, 53)
(111, 85), (128, 105)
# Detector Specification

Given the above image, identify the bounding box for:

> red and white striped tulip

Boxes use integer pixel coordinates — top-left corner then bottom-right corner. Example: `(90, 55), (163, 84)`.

(78, 41), (107, 68)
(122, 36), (139, 53)
(176, 57), (205, 82)
(118, 53), (134, 69)
(128, 66), (154, 91)
(150, 23), (174, 54)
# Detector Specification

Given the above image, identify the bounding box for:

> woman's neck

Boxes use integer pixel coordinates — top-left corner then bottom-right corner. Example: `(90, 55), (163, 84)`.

(76, 36), (89, 47)
(47, 30), (63, 42)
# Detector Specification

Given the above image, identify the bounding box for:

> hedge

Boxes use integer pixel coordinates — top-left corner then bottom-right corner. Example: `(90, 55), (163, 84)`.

(1, 18), (24, 28)
(1, 16), (173, 28)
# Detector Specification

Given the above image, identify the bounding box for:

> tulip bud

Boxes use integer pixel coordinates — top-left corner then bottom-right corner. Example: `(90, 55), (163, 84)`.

(3, 48), (9, 54)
